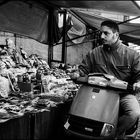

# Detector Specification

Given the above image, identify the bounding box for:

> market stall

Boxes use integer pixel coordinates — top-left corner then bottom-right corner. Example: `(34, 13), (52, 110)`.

(0, 114), (30, 140)
(0, 38), (80, 139)
(0, 101), (72, 140)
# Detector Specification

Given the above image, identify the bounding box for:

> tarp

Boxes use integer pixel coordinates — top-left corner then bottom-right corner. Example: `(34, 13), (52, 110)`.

(43, 1), (140, 45)
(67, 14), (87, 44)
(0, 1), (49, 44)
(72, 10), (140, 40)
(0, 1), (140, 45)
(49, 1), (140, 16)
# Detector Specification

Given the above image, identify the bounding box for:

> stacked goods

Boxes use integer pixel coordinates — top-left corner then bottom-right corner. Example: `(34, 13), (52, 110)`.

(0, 44), (80, 100)
(0, 40), (80, 121)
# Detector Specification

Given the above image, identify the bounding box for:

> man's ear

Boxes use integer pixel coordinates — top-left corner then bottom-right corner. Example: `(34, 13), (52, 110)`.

(116, 32), (119, 38)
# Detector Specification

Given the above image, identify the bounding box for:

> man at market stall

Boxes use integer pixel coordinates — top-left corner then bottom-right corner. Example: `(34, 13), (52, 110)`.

(70, 20), (140, 139)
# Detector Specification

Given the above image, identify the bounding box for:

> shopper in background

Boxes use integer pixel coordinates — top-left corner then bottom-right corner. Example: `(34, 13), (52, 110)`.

(70, 20), (140, 139)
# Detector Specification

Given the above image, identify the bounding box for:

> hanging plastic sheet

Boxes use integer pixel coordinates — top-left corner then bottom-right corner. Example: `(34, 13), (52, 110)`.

(0, 1), (49, 44)
(67, 14), (87, 44)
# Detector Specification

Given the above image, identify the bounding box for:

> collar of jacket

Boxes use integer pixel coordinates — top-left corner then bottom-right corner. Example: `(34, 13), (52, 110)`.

(103, 39), (121, 51)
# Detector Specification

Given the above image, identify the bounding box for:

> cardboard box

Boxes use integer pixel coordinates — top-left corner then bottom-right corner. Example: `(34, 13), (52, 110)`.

(18, 82), (32, 92)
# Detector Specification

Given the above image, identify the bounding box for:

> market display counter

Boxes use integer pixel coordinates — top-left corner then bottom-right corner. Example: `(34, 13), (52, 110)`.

(0, 114), (30, 140)
(0, 101), (71, 140)
(32, 101), (71, 140)
(0, 34), (79, 140)
(0, 44), (79, 139)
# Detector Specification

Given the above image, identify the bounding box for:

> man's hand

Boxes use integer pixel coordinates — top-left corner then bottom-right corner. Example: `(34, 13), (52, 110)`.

(133, 82), (140, 93)
(69, 71), (80, 80)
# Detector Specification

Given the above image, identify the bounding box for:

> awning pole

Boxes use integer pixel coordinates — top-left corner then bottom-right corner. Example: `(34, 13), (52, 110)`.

(48, 9), (54, 67)
(61, 9), (67, 64)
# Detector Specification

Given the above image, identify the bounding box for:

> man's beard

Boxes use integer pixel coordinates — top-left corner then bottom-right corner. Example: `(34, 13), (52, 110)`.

(97, 38), (104, 45)
(100, 39), (108, 45)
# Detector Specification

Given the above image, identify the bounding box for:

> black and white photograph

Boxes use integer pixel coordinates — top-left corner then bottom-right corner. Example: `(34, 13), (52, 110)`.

(0, 1), (139, 140)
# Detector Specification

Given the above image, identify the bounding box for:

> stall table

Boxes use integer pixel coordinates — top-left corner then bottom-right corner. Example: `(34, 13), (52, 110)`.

(0, 101), (71, 140)
(0, 114), (31, 140)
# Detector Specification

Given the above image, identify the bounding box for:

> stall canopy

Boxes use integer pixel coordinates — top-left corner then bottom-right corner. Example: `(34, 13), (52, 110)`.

(70, 9), (140, 44)
(0, 1), (49, 44)
(0, 1), (140, 44)
(48, 1), (140, 45)
(49, 1), (140, 16)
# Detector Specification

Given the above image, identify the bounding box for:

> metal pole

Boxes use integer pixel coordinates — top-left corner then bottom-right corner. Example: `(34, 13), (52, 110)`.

(62, 9), (67, 64)
(14, 34), (17, 48)
(48, 9), (54, 67)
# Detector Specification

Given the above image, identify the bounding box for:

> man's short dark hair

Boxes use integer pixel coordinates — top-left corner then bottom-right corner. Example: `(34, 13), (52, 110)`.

(101, 20), (119, 33)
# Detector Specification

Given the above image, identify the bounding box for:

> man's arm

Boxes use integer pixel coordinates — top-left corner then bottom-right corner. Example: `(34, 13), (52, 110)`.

(132, 51), (140, 94)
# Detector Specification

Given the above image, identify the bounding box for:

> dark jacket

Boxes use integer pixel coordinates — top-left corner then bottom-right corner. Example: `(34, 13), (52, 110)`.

(79, 39), (140, 85)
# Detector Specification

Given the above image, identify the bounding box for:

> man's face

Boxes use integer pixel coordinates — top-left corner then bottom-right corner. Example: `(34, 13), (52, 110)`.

(100, 26), (118, 45)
